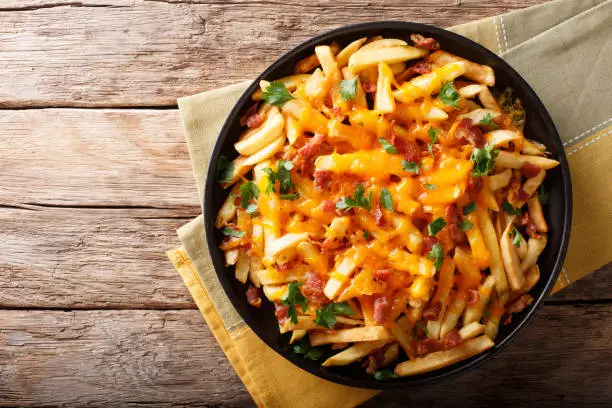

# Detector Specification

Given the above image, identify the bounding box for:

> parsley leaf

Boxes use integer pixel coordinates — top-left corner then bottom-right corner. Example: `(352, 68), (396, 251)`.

(239, 181), (259, 210)
(336, 184), (373, 211)
(245, 203), (258, 216)
(314, 302), (354, 329)
(510, 227), (522, 247)
(216, 155), (234, 183)
(378, 137), (398, 154)
(501, 201), (522, 215)
(426, 242), (444, 271)
(462, 202), (477, 215)
(458, 220), (473, 231)
(427, 217), (446, 237)
(263, 160), (296, 195)
(280, 191), (301, 201)
(423, 182), (436, 190)
(373, 370), (397, 381)
(281, 282), (309, 324)
(479, 113), (499, 129)
(363, 230), (371, 240)
(221, 227), (245, 238)
(263, 167), (276, 194)
(402, 160), (421, 174)
(379, 188), (394, 212)
(293, 336), (324, 361)
(538, 186), (549, 205)
(427, 126), (438, 157)
(470, 143), (499, 177)
(339, 77), (358, 101)
(261, 82), (295, 107)
(438, 80), (460, 108)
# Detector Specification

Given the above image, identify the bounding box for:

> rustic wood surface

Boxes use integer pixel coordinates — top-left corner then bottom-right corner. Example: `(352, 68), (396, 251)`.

(1, 0), (610, 406)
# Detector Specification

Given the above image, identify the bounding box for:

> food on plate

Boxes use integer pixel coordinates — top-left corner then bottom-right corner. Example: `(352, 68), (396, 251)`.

(214, 33), (558, 378)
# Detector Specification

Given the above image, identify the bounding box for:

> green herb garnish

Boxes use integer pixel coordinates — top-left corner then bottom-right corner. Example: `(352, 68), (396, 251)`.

(438, 80), (460, 108)
(458, 220), (473, 231)
(501, 201), (522, 215)
(373, 370), (397, 381)
(221, 227), (245, 238)
(314, 302), (354, 329)
(339, 77), (358, 101)
(427, 217), (446, 237)
(216, 155), (234, 183)
(479, 113), (499, 129)
(379, 188), (394, 212)
(378, 137), (398, 154)
(470, 143), (499, 177)
(462, 202), (477, 215)
(426, 242), (444, 271)
(293, 336), (324, 361)
(336, 184), (373, 211)
(280, 282), (309, 324)
(402, 160), (421, 174)
(261, 82), (295, 107)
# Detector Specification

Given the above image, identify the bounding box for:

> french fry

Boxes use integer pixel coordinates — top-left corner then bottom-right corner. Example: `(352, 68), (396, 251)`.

(395, 336), (495, 376)
(281, 315), (317, 333)
(500, 222), (525, 291)
(375, 62), (396, 113)
(440, 296), (466, 338)
(495, 151), (560, 170)
(488, 169), (512, 191)
(522, 169), (546, 197)
(477, 207), (509, 305)
(458, 322), (485, 340)
(225, 249), (239, 266)
(324, 249), (360, 299)
(265, 232), (309, 258)
(216, 183), (240, 228)
(463, 275), (496, 325)
(484, 319), (500, 340)
(514, 229), (528, 260)
(393, 61), (466, 104)
(219, 156), (253, 189)
(428, 50), (495, 86)
(252, 74), (310, 100)
(457, 84), (485, 99)
(241, 136), (286, 167)
(478, 87), (502, 112)
(522, 265), (540, 293)
(335, 37), (367, 68)
(322, 340), (388, 367)
(359, 296), (376, 326)
(463, 211), (491, 269)
(520, 234), (548, 274)
(527, 196), (548, 233)
(485, 129), (521, 148)
(458, 108), (500, 123)
(522, 138), (547, 156)
(348, 45), (428, 73)
(359, 38), (408, 52)
(315, 45), (342, 82)
(262, 284), (287, 302)
(235, 250), (250, 284)
(290, 329), (307, 344)
(294, 42), (340, 73)
(310, 326), (391, 346)
(258, 267), (308, 285)
(391, 324), (416, 359)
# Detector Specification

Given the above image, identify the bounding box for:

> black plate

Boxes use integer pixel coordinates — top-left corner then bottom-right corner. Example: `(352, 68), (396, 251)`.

(203, 21), (572, 389)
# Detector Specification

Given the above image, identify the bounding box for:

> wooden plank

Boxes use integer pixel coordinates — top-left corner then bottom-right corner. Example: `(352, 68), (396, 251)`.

(0, 109), (199, 207)
(0, 206), (199, 309)
(0, 304), (609, 407)
(551, 263), (612, 302)
(0, 0), (548, 107)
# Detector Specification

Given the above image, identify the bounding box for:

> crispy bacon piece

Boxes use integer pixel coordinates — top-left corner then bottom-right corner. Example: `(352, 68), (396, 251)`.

(373, 268), (393, 282)
(331, 106), (343, 118)
(466, 289), (481, 306)
(390, 124), (421, 163)
(302, 274), (329, 307)
(455, 119), (485, 147)
(445, 204), (467, 245)
(521, 162), (542, 178)
(467, 176), (484, 194)
(422, 236), (439, 255)
(274, 304), (289, 325)
(441, 329), (463, 349)
(422, 301), (442, 321)
(373, 296), (389, 324)
(414, 329), (464, 357)
(445, 204), (459, 224)
(239, 102), (263, 128)
(519, 212), (540, 238)
(501, 314), (513, 326)
(298, 133), (325, 160)
(410, 33), (440, 50)
(314, 170), (333, 190)
(409, 61), (432, 75)
(507, 294), (534, 314)
(320, 199), (335, 213)
(362, 81), (376, 93)
(374, 202), (386, 227)
(363, 347), (387, 374)
(275, 259), (296, 272)
(412, 217), (428, 232)
(246, 285), (262, 308)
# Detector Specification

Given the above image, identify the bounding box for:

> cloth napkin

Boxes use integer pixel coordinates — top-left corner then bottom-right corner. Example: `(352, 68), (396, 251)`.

(167, 0), (612, 406)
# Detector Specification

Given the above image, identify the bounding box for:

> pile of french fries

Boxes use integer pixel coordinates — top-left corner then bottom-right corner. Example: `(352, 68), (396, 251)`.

(215, 34), (559, 378)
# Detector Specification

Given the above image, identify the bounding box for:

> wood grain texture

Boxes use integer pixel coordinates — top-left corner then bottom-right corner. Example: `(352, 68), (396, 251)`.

(0, 206), (198, 308)
(0, 0), (549, 107)
(1, 304), (610, 407)
(0, 109), (199, 207)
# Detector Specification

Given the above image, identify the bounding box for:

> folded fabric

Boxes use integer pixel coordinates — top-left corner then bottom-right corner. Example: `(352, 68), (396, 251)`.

(168, 0), (612, 406)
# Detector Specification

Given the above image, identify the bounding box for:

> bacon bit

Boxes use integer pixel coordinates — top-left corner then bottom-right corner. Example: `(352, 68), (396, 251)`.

(412, 217), (428, 231)
(331, 106), (343, 118)
(410, 61), (432, 75)
(275, 259), (296, 272)
(314, 170), (333, 190)
(422, 301), (442, 321)
(390, 124), (421, 163)
(302, 274), (329, 307)
(239, 102), (263, 128)
(410, 33), (440, 50)
(362, 81), (376, 93)
(373, 268), (393, 282)
(518, 213), (539, 237)
(321, 237), (348, 252)
(518, 212), (530, 226)
(246, 285), (262, 308)
(335, 207), (354, 217)
(445, 204), (467, 245)
(467, 176), (484, 194)
(445, 204), (460, 225)
(414, 338), (444, 357)
(441, 329), (463, 349)
(521, 162), (542, 178)
(517, 189), (530, 202)
(320, 199), (335, 213)
(507, 294), (534, 314)
(501, 313), (513, 326)
(422, 236), (439, 255)
(455, 118), (485, 147)
(373, 296), (389, 324)
(298, 133), (325, 160)
(466, 289), (481, 306)
(274, 303), (289, 325)
(363, 348), (387, 374)
(374, 202), (386, 227)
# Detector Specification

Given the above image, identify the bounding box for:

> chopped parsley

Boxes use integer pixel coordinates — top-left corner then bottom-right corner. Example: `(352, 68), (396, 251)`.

(479, 113), (499, 129)
(379, 188), (394, 212)
(239, 181), (259, 213)
(363, 230), (371, 240)
(280, 282), (309, 324)
(373, 370), (397, 380)
(264, 160), (296, 195)
(378, 137), (398, 154)
(314, 302), (354, 329)
(402, 160), (421, 174)
(261, 82), (295, 107)
(458, 220), (473, 231)
(280, 191), (301, 201)
(427, 217), (446, 237)
(221, 227), (245, 238)
(216, 155), (234, 183)
(339, 77), (358, 101)
(501, 201), (522, 215)
(293, 336), (324, 361)
(438, 80), (460, 108)
(428, 126), (438, 157)
(426, 242), (444, 271)
(538, 186), (549, 205)
(470, 143), (499, 177)
(510, 227), (522, 247)
(336, 184), (373, 211)
(423, 182), (436, 190)
(462, 202), (477, 215)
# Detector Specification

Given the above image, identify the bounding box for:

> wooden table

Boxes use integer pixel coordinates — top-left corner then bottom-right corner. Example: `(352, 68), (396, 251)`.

(1, 0), (610, 406)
